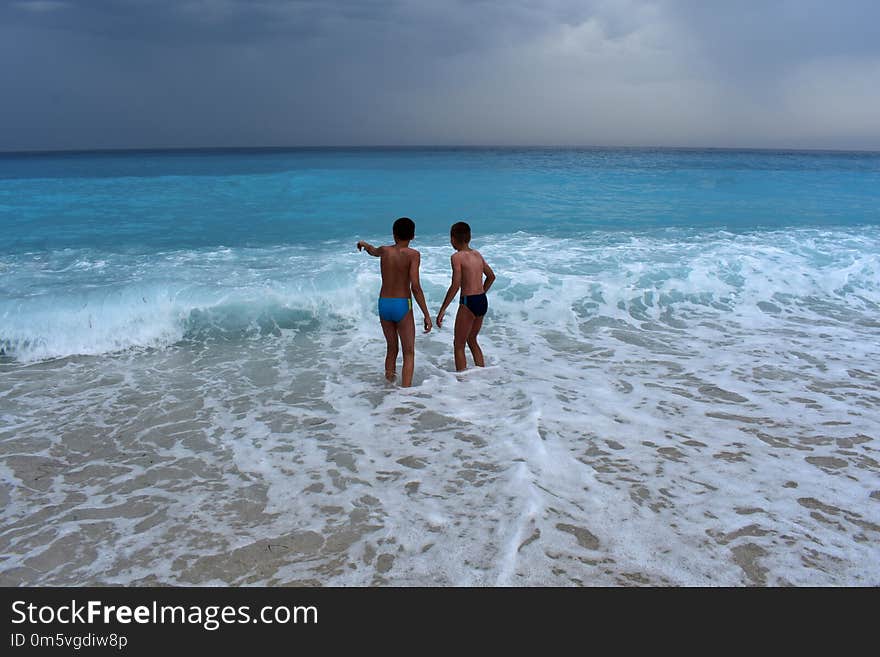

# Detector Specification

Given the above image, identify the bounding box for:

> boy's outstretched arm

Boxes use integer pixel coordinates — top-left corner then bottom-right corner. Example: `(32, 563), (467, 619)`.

(436, 255), (462, 328)
(356, 240), (383, 257)
(409, 252), (432, 333)
(482, 257), (496, 293)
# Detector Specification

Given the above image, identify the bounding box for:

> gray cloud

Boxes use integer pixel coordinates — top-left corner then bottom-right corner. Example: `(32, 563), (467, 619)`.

(1, 0), (878, 150)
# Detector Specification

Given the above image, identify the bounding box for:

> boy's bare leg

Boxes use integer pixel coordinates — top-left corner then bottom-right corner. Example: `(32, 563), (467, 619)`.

(398, 311), (416, 387)
(453, 306), (476, 372)
(466, 316), (485, 367)
(380, 319), (399, 382)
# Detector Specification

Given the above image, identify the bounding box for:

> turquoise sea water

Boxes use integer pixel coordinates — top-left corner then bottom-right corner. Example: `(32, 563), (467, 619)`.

(3, 148), (880, 255)
(1, 148), (879, 585)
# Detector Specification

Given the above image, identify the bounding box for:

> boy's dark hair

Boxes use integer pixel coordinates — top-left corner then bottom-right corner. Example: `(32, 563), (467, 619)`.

(450, 221), (471, 243)
(393, 217), (415, 240)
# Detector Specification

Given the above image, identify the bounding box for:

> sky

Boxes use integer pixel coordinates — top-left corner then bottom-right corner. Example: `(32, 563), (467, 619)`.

(1, 0), (878, 151)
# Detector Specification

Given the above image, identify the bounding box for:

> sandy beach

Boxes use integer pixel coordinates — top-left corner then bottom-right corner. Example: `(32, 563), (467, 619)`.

(3, 231), (879, 585)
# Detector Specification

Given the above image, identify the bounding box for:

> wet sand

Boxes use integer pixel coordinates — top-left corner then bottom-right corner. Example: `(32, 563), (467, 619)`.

(2, 337), (878, 587)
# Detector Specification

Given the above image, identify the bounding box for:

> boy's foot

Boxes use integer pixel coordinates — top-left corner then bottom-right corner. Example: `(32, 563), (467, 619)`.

(385, 370), (397, 382)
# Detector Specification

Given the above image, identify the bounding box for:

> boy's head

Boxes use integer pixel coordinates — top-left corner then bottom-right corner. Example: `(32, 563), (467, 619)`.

(393, 217), (415, 241)
(450, 221), (471, 248)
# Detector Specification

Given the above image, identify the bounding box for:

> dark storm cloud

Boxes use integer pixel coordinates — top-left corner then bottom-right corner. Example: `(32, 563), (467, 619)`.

(0, 0), (587, 49)
(1, 0), (324, 43)
(1, 0), (878, 150)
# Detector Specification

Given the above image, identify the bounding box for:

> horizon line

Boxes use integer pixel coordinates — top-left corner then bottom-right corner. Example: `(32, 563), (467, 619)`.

(2, 143), (880, 157)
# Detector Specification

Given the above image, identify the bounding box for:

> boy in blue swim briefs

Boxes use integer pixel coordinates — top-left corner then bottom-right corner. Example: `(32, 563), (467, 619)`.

(357, 217), (432, 387)
(436, 221), (496, 372)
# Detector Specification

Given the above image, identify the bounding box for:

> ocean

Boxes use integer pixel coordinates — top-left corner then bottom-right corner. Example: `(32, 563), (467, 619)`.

(1, 147), (878, 585)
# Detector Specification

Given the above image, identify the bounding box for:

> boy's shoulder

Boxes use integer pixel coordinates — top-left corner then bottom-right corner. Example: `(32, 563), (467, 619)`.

(384, 245), (420, 263)
(380, 244), (412, 253)
(453, 248), (482, 261)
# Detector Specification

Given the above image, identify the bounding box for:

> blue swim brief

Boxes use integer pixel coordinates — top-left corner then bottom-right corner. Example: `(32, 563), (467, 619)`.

(378, 297), (412, 323)
(459, 293), (488, 317)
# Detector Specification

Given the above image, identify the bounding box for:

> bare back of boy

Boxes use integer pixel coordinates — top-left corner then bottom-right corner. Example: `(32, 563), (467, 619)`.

(454, 249), (487, 297)
(379, 245), (418, 298)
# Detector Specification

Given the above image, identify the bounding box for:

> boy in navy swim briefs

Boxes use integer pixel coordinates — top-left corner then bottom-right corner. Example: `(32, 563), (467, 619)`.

(436, 221), (496, 372)
(357, 217), (432, 387)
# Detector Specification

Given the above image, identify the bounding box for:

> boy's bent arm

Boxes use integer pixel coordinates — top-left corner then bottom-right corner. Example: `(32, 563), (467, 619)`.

(356, 240), (384, 257)
(409, 252), (432, 333)
(482, 257), (496, 293)
(436, 255), (462, 328)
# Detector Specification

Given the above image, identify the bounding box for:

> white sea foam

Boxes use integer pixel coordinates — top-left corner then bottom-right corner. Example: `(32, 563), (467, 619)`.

(1, 227), (879, 585)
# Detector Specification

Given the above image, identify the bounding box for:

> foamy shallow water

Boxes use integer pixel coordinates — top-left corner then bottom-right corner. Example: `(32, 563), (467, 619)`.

(1, 228), (879, 585)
